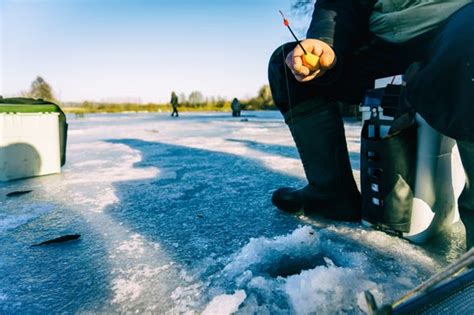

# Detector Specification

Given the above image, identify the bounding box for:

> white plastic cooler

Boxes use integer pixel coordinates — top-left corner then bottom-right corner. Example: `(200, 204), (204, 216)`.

(0, 112), (62, 181)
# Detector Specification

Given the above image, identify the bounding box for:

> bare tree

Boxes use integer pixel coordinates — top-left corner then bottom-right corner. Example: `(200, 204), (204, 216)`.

(178, 92), (187, 103)
(257, 85), (273, 105)
(292, 0), (315, 14)
(28, 76), (55, 101)
(188, 91), (204, 105)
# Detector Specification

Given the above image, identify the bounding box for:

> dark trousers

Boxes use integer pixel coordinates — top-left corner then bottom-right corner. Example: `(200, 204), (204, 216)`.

(268, 3), (474, 248)
(268, 30), (435, 115)
(171, 107), (179, 117)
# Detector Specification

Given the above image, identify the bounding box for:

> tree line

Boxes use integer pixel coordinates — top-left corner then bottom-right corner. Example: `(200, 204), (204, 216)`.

(20, 76), (276, 113)
(20, 72), (359, 116)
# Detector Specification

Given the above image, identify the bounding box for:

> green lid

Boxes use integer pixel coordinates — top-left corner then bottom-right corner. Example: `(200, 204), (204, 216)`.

(0, 97), (63, 114)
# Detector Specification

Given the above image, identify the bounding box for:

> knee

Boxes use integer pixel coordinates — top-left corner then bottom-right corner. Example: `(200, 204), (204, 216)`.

(268, 42), (300, 114)
(450, 3), (474, 42)
(269, 42), (295, 64)
(430, 4), (474, 63)
(268, 42), (297, 87)
(268, 43), (292, 68)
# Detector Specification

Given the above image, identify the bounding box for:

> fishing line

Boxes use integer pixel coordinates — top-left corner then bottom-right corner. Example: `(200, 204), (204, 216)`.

(281, 44), (295, 126)
(279, 10), (308, 55)
(278, 10), (320, 126)
(278, 10), (302, 126)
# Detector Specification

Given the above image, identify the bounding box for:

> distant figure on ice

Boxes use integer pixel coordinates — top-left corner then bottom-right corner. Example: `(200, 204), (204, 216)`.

(231, 98), (242, 117)
(170, 91), (179, 117)
(269, 1), (474, 250)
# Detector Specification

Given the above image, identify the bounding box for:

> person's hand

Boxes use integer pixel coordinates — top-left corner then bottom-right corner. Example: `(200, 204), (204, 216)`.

(285, 39), (337, 82)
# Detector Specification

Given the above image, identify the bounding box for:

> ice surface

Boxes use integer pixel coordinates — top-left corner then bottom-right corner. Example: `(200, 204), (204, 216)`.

(0, 111), (465, 314)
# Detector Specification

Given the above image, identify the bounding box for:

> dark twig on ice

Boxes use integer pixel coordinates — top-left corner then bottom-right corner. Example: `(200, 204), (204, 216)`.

(31, 234), (81, 247)
(6, 190), (33, 197)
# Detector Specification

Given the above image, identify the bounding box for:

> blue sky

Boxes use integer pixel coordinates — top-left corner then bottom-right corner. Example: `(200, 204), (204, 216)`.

(0, 0), (311, 103)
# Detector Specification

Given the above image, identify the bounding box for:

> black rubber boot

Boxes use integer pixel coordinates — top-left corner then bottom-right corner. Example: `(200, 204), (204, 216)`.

(272, 99), (361, 221)
(458, 140), (474, 250)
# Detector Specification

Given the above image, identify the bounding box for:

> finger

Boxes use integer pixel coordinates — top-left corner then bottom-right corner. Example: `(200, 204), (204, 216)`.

(294, 74), (308, 82)
(285, 51), (294, 68)
(294, 63), (310, 77)
(292, 67), (311, 78)
(291, 50), (302, 69)
(319, 49), (336, 69)
(293, 56), (310, 76)
(292, 44), (305, 58)
(313, 45), (323, 56)
(285, 52), (310, 77)
(287, 52), (310, 76)
(295, 69), (320, 82)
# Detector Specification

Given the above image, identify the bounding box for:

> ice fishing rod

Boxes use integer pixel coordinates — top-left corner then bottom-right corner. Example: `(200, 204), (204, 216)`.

(392, 247), (474, 308)
(364, 248), (474, 314)
(279, 10), (319, 71)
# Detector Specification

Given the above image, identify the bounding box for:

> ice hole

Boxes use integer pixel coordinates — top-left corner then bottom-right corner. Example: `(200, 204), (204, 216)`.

(264, 253), (329, 278)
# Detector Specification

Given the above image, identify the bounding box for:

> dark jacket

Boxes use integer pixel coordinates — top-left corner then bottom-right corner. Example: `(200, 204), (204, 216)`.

(306, 0), (375, 62)
(170, 93), (178, 107)
(306, 1), (474, 141)
(303, 0), (375, 86)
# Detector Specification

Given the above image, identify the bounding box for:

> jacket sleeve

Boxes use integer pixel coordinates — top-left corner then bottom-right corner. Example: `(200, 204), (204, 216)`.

(306, 0), (374, 58)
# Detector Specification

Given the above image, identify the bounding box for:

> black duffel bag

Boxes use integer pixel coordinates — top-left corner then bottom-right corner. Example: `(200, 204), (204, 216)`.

(361, 118), (417, 234)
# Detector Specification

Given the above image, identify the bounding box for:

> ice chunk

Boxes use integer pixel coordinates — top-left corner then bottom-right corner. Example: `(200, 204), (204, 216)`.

(284, 266), (380, 314)
(202, 290), (246, 315)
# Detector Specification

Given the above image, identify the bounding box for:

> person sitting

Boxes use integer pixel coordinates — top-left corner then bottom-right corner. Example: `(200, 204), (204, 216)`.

(231, 98), (242, 117)
(268, 0), (474, 250)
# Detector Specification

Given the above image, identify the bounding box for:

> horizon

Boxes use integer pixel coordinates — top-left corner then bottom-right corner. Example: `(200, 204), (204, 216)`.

(0, 0), (311, 103)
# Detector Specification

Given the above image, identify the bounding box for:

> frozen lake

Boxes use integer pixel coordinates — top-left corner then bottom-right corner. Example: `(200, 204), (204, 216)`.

(0, 111), (466, 314)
